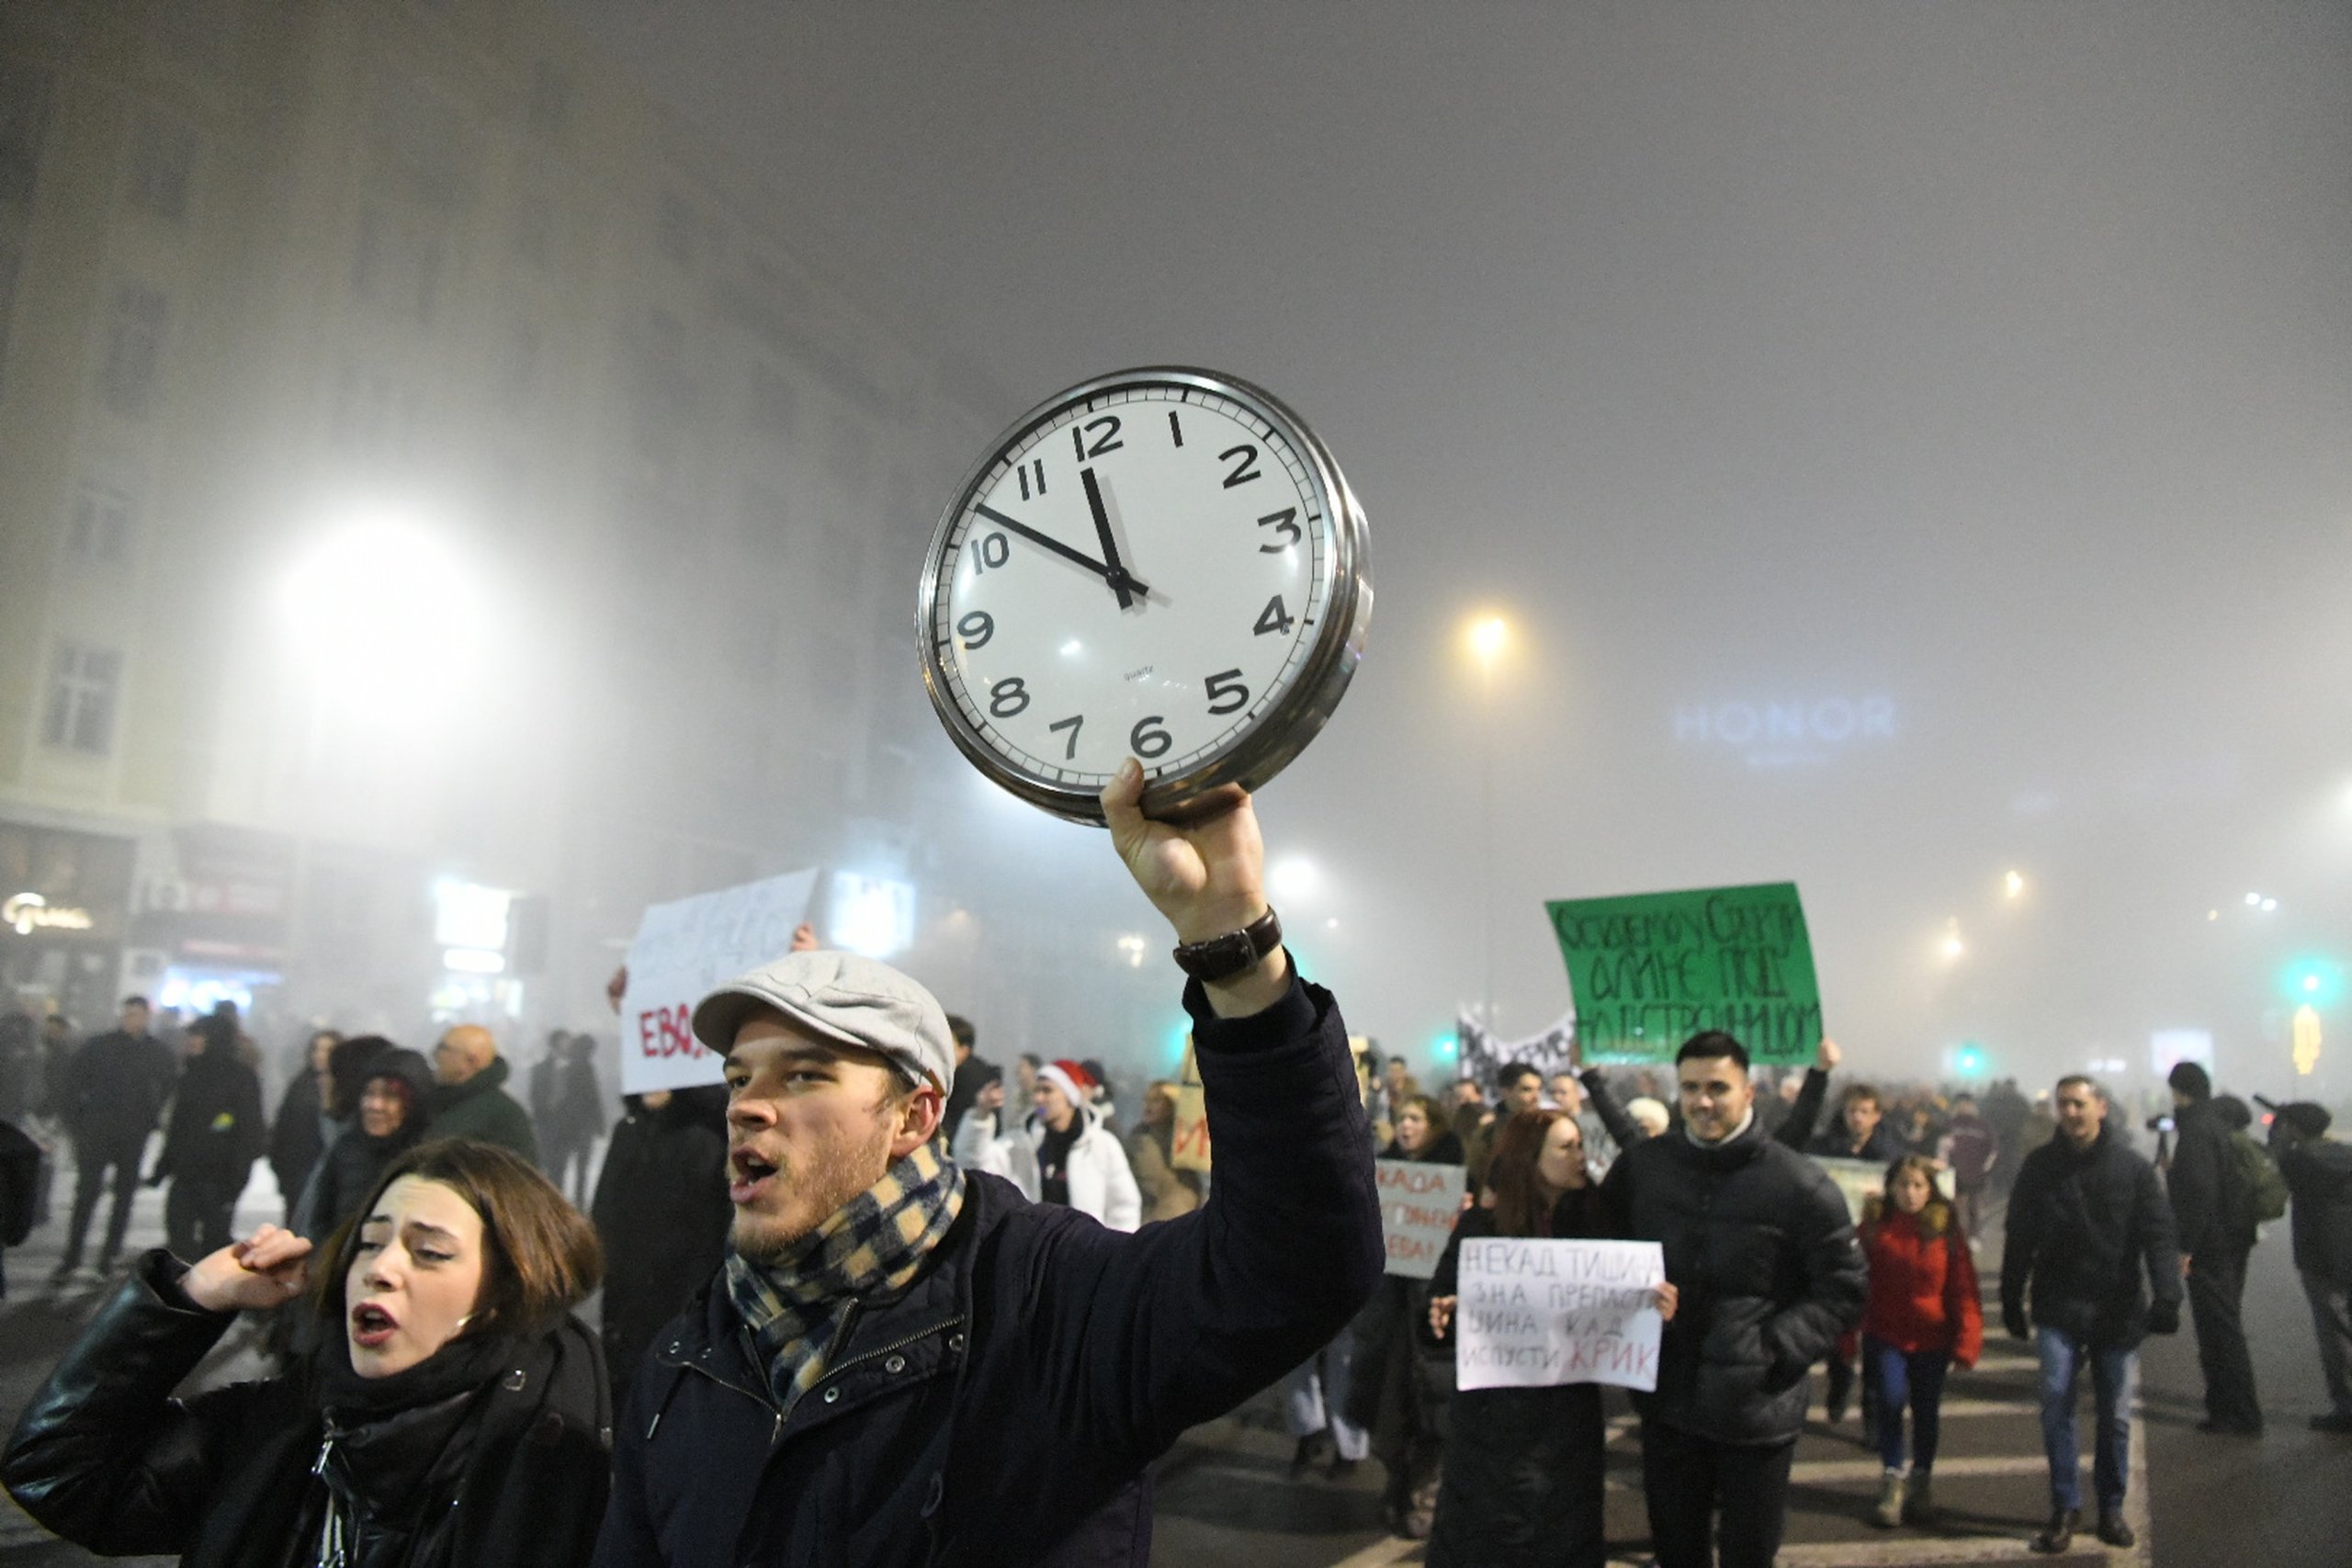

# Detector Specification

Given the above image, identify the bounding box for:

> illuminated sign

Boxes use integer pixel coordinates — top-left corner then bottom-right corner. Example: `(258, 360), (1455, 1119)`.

(2150, 1028), (2214, 1078)
(4, 892), (96, 936)
(1673, 697), (1896, 769)
(433, 879), (513, 951)
(2293, 1007), (2322, 1077)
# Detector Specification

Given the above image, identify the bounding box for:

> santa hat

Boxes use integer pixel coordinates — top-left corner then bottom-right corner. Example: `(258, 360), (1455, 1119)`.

(1037, 1058), (1096, 1109)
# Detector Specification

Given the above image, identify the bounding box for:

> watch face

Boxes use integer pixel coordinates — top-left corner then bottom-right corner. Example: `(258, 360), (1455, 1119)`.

(920, 367), (1371, 823)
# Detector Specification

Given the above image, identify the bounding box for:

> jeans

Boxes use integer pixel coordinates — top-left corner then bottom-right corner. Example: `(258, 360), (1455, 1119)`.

(1864, 1336), (1950, 1473)
(2186, 1242), (2262, 1429)
(1639, 1420), (1797, 1568)
(1282, 1322), (1369, 1460)
(2304, 1270), (2352, 1418)
(2035, 1326), (2135, 1515)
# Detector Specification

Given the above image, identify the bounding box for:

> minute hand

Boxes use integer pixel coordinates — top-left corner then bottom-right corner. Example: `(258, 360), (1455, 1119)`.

(972, 503), (1149, 597)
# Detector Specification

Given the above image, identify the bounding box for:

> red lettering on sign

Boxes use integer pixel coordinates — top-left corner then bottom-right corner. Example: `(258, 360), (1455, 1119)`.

(634, 1005), (706, 1059)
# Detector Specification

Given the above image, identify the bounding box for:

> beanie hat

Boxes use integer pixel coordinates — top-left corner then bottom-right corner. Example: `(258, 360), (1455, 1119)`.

(1036, 1059), (1097, 1111)
(2278, 1102), (2333, 1139)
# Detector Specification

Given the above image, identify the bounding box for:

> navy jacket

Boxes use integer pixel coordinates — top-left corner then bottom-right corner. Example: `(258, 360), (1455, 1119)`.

(2001, 1124), (2181, 1348)
(592, 975), (1381, 1568)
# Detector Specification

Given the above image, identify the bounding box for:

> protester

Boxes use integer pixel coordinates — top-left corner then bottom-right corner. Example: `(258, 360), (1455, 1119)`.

(1623, 1097), (1669, 1138)
(52, 996), (180, 1280)
(149, 1013), (266, 1262)
(1547, 1069), (1617, 1178)
(590, 761), (1381, 1564)
(268, 1030), (338, 1226)
(1346, 1093), (1462, 1538)
(37, 1013), (75, 1122)
(1281, 1328), (1369, 1483)
(1464, 1061), (1544, 1193)
(1937, 1093), (2000, 1242)
(0, 1011), (37, 1125)
(4, 1139), (608, 1566)
(546, 1032), (607, 1207)
(940, 1013), (989, 1141)
(1425, 1110), (1674, 1567)
(1028, 1056), (1142, 1232)
(1598, 1032), (1866, 1568)
(305, 1045), (435, 1243)
(2162, 1060), (2264, 1435)
(1372, 1055), (1419, 1136)
(2000, 1075), (2181, 1552)
(428, 1024), (539, 1164)
(1808, 1082), (1901, 1428)
(1449, 1078), (1487, 1150)
(950, 1073), (1043, 1196)
(1126, 1078), (1203, 1223)
(591, 1084), (732, 1409)
(2267, 1101), (2352, 1434)
(1854, 1154), (1982, 1528)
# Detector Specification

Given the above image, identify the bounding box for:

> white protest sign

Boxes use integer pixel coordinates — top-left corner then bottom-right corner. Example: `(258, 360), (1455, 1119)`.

(1375, 1160), (1466, 1279)
(1456, 1237), (1666, 1392)
(1810, 1156), (1955, 1226)
(620, 869), (819, 1093)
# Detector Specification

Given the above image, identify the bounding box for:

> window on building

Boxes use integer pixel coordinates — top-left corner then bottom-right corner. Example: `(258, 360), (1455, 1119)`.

(526, 62), (570, 137)
(0, 64), (54, 208)
(96, 285), (169, 418)
(41, 642), (122, 755)
(65, 479), (136, 566)
(126, 108), (197, 221)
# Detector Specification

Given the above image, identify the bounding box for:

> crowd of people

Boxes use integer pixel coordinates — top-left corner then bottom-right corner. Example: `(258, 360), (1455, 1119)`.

(1, 815), (2348, 1567)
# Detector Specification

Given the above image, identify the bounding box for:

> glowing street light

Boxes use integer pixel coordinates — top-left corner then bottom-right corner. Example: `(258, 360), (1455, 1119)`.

(1268, 856), (1321, 903)
(280, 505), (488, 722)
(1467, 615), (1509, 667)
(2003, 869), (2027, 900)
(1939, 919), (1965, 962)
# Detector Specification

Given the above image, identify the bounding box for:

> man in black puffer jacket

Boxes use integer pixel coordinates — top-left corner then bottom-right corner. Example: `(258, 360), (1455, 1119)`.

(592, 765), (1382, 1567)
(1600, 1032), (1865, 1568)
(2000, 1075), (2180, 1553)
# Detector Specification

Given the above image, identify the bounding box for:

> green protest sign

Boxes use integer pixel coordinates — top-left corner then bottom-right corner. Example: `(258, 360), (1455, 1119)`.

(1545, 883), (1822, 1066)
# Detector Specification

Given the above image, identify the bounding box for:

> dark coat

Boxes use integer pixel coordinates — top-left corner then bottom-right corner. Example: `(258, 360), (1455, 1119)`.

(305, 1050), (435, 1243)
(1807, 1121), (1900, 1164)
(153, 1049), (265, 1186)
(426, 1056), (539, 1166)
(2000, 1124), (2182, 1349)
(591, 976), (1381, 1568)
(2277, 1136), (2352, 1286)
(62, 1030), (179, 1152)
(1601, 1117), (1866, 1445)
(1, 1253), (608, 1568)
(590, 1088), (731, 1404)
(268, 1069), (325, 1209)
(2165, 1098), (2246, 1259)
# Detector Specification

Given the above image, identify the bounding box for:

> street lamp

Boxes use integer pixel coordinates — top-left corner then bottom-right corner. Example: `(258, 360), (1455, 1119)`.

(1464, 613), (1510, 1033)
(280, 505), (487, 724)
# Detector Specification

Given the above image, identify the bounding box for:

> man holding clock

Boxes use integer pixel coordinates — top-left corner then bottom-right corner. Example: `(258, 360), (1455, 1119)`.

(593, 760), (1383, 1567)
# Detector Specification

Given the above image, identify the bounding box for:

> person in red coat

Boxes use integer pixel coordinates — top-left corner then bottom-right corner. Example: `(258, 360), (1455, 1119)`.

(1857, 1154), (1983, 1529)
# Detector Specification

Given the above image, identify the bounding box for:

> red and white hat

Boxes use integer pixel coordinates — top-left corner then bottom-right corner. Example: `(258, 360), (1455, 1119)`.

(1036, 1058), (1097, 1108)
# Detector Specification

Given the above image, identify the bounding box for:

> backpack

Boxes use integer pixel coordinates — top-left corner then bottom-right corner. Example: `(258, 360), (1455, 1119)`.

(2229, 1131), (2290, 1231)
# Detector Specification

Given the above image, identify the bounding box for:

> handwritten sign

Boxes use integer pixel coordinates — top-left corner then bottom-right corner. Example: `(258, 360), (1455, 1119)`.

(619, 869), (818, 1093)
(1170, 1040), (1211, 1173)
(1456, 1237), (1666, 1392)
(1375, 1160), (1465, 1279)
(1545, 883), (1822, 1066)
(1810, 1156), (1955, 1225)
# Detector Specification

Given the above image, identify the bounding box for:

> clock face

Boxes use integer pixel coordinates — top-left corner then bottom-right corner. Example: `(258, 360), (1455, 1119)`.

(919, 369), (1370, 823)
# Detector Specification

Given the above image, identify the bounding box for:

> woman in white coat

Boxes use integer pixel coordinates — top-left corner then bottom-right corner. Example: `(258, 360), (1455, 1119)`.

(1028, 1059), (1142, 1232)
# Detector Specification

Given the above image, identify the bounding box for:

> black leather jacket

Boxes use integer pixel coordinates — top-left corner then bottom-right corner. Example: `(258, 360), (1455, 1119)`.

(3, 1252), (609, 1568)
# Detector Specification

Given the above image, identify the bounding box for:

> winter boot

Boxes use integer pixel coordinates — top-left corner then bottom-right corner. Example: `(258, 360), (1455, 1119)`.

(1871, 1469), (1906, 1529)
(1902, 1470), (1936, 1525)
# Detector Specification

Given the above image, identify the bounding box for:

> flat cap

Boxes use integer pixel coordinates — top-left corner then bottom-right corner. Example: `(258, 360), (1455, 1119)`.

(692, 951), (954, 1093)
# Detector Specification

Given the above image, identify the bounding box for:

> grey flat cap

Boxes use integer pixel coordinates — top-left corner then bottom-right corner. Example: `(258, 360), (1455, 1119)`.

(692, 951), (954, 1092)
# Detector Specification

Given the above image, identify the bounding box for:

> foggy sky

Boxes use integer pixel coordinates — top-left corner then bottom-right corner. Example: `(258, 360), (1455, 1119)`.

(552, 0), (2352, 1091)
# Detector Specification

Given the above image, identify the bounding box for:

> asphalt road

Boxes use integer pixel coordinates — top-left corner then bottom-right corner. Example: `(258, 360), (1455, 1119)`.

(2, 1156), (2345, 1566)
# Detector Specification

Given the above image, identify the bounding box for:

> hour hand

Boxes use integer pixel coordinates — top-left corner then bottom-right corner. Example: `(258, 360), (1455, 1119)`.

(1081, 468), (1136, 611)
(973, 502), (1149, 598)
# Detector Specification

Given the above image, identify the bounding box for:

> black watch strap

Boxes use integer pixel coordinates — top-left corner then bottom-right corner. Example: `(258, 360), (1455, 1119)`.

(1171, 907), (1283, 984)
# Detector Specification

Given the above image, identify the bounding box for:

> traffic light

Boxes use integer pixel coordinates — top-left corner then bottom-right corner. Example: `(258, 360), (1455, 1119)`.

(1951, 1042), (1989, 1079)
(2280, 954), (2345, 1010)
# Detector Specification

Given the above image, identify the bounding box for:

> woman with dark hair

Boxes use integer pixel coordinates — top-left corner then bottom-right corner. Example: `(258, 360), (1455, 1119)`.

(1346, 1092), (1467, 1538)
(1422, 1109), (1678, 1568)
(3, 1138), (610, 1567)
(304, 1044), (435, 1244)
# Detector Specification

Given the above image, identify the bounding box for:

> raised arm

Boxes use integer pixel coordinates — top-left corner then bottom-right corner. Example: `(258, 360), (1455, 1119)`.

(1774, 1041), (1838, 1150)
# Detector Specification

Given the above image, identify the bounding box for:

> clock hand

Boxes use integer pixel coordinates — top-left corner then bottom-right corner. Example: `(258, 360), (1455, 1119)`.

(1080, 467), (1136, 611)
(972, 502), (1151, 598)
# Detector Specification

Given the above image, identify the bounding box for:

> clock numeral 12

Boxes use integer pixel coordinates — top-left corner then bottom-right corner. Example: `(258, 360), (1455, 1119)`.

(1071, 416), (1123, 461)
(1253, 594), (1295, 637)
(1016, 458), (1046, 500)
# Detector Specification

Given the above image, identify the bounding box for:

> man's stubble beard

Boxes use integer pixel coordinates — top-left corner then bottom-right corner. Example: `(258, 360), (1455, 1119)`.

(730, 1111), (898, 1268)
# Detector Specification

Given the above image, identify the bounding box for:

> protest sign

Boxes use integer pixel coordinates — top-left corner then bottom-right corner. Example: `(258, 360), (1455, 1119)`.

(1810, 1156), (1956, 1225)
(1455, 1010), (1577, 1093)
(1170, 1040), (1211, 1172)
(1455, 1237), (1666, 1392)
(619, 869), (819, 1093)
(1375, 1159), (1465, 1279)
(1545, 883), (1822, 1066)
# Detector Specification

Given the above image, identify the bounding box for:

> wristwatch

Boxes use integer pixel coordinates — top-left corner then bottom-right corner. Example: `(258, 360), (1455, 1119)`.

(1172, 908), (1283, 983)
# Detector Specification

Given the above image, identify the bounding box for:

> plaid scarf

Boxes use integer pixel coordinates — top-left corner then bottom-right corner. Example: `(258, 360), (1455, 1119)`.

(723, 1138), (965, 1417)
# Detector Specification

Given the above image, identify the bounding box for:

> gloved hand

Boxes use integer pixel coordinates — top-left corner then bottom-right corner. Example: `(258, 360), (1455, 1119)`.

(2003, 1305), (2030, 1341)
(2145, 1299), (2181, 1336)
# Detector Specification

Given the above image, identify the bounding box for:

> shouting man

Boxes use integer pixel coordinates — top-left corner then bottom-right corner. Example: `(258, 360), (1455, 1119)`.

(594, 762), (1381, 1566)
